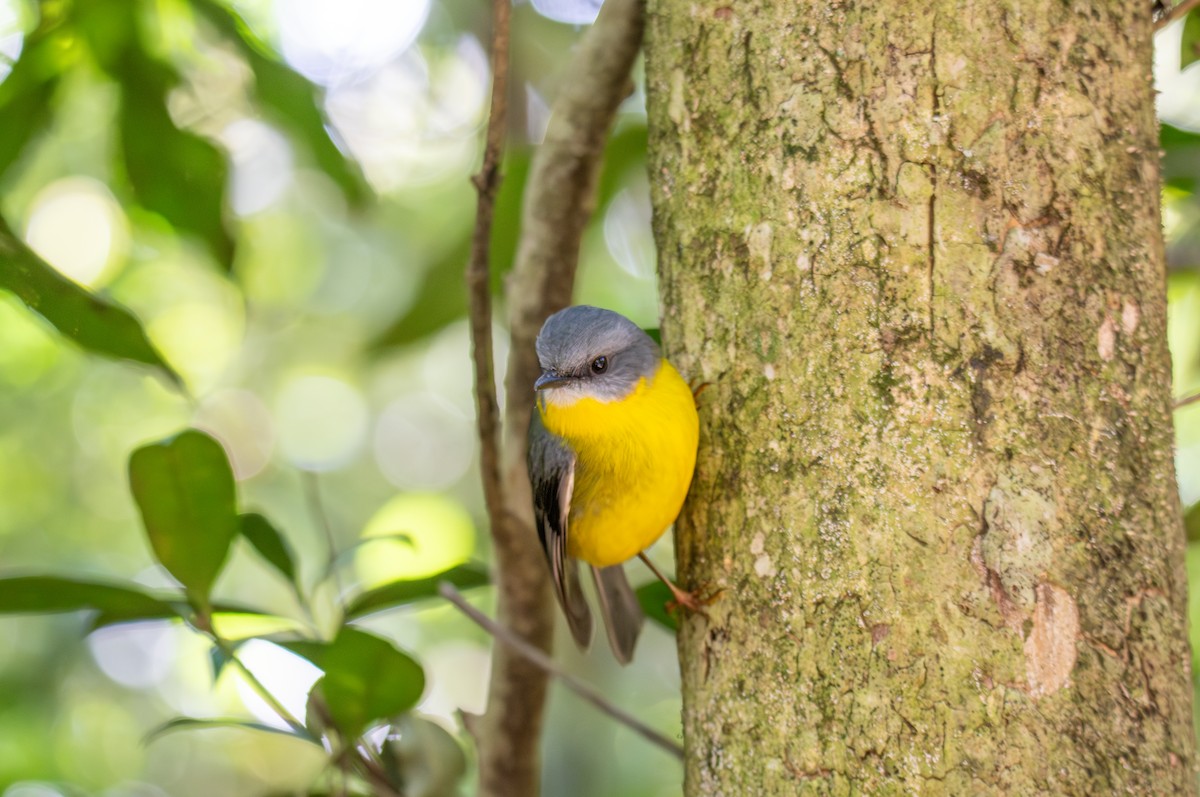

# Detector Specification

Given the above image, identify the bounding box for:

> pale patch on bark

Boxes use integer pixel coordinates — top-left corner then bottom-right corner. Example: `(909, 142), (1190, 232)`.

(1098, 316), (1117, 361)
(1034, 252), (1059, 273)
(1122, 300), (1140, 335)
(1024, 582), (1080, 698)
(747, 222), (773, 281)
(750, 532), (775, 577)
(668, 69), (687, 127)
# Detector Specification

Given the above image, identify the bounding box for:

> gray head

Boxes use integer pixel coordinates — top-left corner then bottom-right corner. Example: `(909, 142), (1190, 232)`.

(534, 306), (661, 404)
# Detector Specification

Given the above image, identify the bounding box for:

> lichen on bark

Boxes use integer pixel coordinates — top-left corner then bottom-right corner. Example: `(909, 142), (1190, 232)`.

(645, 1), (1196, 794)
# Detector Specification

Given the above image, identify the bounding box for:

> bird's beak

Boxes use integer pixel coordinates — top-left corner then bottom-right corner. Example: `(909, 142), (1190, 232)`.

(534, 372), (570, 391)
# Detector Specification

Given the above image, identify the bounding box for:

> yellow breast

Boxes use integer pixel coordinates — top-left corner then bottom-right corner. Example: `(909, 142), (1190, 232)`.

(537, 358), (699, 567)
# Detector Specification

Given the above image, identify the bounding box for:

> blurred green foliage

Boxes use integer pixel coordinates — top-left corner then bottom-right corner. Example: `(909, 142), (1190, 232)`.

(0, 0), (673, 795)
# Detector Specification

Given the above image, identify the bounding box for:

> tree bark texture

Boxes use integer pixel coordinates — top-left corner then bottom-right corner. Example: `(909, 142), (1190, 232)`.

(645, 1), (1195, 794)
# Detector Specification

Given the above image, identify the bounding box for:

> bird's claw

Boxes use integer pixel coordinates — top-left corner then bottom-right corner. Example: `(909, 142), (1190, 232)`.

(665, 583), (723, 618)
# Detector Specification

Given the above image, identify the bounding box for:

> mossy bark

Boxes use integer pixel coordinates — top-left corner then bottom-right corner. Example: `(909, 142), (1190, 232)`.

(645, 1), (1196, 794)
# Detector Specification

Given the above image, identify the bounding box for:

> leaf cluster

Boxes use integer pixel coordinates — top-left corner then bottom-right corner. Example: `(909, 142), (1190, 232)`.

(0, 0), (367, 383)
(0, 427), (486, 795)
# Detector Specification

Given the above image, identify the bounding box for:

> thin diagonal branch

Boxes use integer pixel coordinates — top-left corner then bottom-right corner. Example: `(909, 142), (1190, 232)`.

(1155, 0), (1200, 31)
(441, 582), (683, 760)
(1175, 391), (1200, 409)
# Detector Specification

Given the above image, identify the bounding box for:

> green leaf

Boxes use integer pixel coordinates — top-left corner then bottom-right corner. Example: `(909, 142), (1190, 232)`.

(596, 121), (648, 208)
(0, 33), (60, 182)
(1161, 122), (1200, 149)
(278, 638), (328, 668)
(209, 640), (242, 681)
(145, 716), (316, 745)
(1183, 8), (1200, 70)
(192, 0), (370, 207)
(209, 611), (308, 640)
(239, 513), (298, 588)
(117, 77), (233, 269)
(293, 628), (426, 739)
(382, 714), (468, 797)
(1185, 502), (1200, 543)
(128, 430), (239, 605)
(0, 575), (175, 618)
(343, 564), (489, 621)
(71, 0), (235, 269)
(0, 214), (180, 382)
(88, 599), (279, 631)
(636, 581), (678, 632)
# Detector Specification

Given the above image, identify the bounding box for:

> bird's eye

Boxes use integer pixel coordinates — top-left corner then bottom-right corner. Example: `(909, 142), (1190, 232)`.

(590, 356), (608, 374)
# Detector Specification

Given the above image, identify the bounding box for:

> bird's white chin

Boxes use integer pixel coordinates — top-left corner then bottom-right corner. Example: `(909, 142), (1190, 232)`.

(537, 384), (608, 409)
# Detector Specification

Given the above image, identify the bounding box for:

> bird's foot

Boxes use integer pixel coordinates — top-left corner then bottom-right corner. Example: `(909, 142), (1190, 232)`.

(665, 581), (723, 617)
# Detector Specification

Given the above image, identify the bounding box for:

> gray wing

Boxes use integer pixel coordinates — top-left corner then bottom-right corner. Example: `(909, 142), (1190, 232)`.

(527, 412), (593, 650)
(590, 565), (644, 665)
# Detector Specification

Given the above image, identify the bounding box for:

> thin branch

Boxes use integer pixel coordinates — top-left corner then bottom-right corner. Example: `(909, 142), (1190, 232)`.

(302, 470), (345, 597)
(466, 0), (511, 526)
(209, 607), (400, 795)
(476, 0), (649, 794)
(1156, 0), (1200, 31)
(1175, 391), (1200, 409)
(440, 582), (684, 761)
(208, 633), (309, 737)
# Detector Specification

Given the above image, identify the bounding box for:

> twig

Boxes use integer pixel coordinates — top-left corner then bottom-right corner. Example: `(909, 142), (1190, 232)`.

(474, 1), (650, 794)
(302, 470), (345, 597)
(1156, 0), (1200, 31)
(1175, 391), (1200, 409)
(212, 623), (401, 796)
(466, 0), (511, 524)
(208, 633), (309, 737)
(440, 582), (684, 760)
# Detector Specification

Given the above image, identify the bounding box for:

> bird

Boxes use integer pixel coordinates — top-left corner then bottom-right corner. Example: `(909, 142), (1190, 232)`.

(526, 305), (701, 663)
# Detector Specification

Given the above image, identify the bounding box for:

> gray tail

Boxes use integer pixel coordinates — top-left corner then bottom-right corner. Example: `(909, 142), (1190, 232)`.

(590, 565), (644, 665)
(561, 556), (594, 650)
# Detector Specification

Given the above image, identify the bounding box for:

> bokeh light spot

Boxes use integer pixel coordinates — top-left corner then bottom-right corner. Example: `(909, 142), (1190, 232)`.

(223, 118), (294, 216)
(53, 701), (143, 790)
(194, 389), (275, 480)
(0, 295), (61, 387)
(274, 374), (368, 470)
(277, 0), (430, 86)
(87, 623), (179, 690)
(373, 392), (474, 490)
(3, 785), (66, 797)
(530, 0), (603, 25)
(355, 492), (474, 585)
(25, 177), (130, 288)
(230, 640), (322, 728)
(0, 0), (25, 83)
(146, 303), (243, 390)
(209, 612), (305, 641)
(417, 641), (490, 722)
(604, 183), (656, 278)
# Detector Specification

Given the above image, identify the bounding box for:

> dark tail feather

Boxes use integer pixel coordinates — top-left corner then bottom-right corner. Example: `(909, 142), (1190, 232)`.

(561, 556), (593, 650)
(590, 565), (644, 665)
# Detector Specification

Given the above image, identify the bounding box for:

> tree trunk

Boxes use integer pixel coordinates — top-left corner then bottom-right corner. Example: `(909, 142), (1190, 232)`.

(645, 2), (1196, 794)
